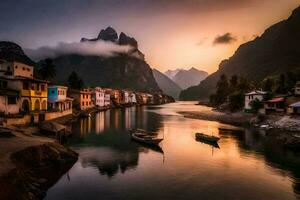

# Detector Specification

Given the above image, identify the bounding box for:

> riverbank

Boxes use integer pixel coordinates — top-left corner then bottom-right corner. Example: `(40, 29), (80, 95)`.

(178, 110), (254, 126)
(0, 125), (78, 200)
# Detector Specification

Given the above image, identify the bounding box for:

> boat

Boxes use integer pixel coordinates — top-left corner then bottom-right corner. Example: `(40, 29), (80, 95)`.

(129, 128), (158, 136)
(195, 133), (220, 143)
(131, 132), (163, 146)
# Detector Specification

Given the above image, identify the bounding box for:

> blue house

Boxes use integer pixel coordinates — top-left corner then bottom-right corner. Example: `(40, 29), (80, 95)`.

(48, 85), (73, 112)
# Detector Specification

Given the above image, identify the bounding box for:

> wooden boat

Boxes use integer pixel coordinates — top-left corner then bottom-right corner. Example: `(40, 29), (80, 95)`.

(131, 132), (163, 145)
(129, 128), (158, 136)
(195, 133), (220, 143)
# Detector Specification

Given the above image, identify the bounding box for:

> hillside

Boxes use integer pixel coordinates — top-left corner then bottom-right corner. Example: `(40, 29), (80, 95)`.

(180, 5), (300, 100)
(172, 68), (208, 89)
(152, 68), (182, 98)
(0, 41), (35, 65)
(41, 27), (160, 92)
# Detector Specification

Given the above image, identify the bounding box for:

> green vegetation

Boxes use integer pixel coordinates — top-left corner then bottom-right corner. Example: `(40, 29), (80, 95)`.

(210, 74), (252, 112)
(67, 71), (84, 90)
(38, 58), (57, 80)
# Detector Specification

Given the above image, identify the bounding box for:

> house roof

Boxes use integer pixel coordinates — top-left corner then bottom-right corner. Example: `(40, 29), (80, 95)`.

(0, 75), (49, 83)
(290, 101), (300, 108)
(245, 90), (266, 96)
(267, 97), (285, 103)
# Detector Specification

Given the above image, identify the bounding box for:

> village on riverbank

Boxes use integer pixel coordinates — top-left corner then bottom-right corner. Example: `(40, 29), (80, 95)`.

(0, 59), (174, 127)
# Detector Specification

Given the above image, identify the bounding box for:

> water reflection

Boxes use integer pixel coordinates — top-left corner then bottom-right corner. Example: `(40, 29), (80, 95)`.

(46, 103), (300, 200)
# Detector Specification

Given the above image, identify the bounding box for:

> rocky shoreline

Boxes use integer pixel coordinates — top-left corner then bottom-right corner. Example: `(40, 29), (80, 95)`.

(179, 109), (300, 150)
(0, 142), (78, 200)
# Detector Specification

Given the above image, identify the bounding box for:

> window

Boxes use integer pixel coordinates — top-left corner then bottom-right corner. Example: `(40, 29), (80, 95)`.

(0, 81), (7, 89)
(15, 65), (18, 69)
(82, 102), (84, 106)
(51, 90), (55, 94)
(31, 84), (35, 90)
(8, 97), (17, 105)
(22, 67), (25, 70)
(7, 66), (11, 71)
(41, 84), (45, 91)
(27, 68), (30, 71)
(23, 82), (29, 90)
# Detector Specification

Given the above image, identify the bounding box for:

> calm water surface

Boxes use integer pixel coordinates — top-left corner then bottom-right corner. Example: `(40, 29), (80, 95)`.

(45, 102), (300, 200)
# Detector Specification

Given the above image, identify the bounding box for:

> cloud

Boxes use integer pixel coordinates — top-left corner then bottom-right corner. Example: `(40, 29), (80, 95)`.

(25, 41), (133, 61)
(213, 33), (237, 45)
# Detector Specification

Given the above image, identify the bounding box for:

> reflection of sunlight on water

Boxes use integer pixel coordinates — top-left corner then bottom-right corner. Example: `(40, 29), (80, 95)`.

(46, 102), (300, 200)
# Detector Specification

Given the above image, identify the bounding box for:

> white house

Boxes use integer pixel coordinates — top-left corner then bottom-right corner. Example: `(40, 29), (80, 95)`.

(131, 93), (137, 104)
(244, 90), (266, 111)
(104, 91), (111, 107)
(92, 87), (105, 107)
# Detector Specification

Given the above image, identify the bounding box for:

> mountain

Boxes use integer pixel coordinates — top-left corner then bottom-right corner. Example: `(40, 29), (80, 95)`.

(48, 27), (159, 92)
(180, 5), (300, 100)
(0, 41), (35, 65)
(152, 68), (182, 98)
(168, 68), (208, 89)
(165, 69), (180, 79)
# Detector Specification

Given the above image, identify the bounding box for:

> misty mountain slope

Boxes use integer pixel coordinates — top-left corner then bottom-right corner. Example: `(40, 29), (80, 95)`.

(152, 68), (182, 98)
(38, 27), (160, 92)
(51, 54), (160, 92)
(180, 5), (300, 100)
(171, 68), (208, 89)
(0, 41), (35, 65)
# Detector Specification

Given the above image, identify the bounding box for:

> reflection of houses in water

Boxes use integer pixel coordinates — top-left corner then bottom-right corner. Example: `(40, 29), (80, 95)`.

(95, 111), (105, 134)
(80, 117), (92, 137)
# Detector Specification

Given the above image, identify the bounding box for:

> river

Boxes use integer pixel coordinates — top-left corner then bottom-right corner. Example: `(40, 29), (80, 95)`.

(45, 102), (300, 200)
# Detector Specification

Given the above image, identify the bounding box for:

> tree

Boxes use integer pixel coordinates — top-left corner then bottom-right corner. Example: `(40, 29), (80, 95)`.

(238, 76), (251, 93)
(38, 58), (56, 80)
(212, 74), (230, 106)
(261, 77), (275, 92)
(275, 73), (287, 94)
(250, 98), (263, 113)
(228, 91), (244, 112)
(229, 75), (238, 93)
(68, 71), (84, 90)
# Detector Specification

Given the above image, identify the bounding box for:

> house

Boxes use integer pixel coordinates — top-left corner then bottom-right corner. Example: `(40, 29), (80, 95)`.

(136, 92), (148, 105)
(0, 76), (48, 112)
(130, 92), (137, 104)
(147, 94), (154, 104)
(110, 89), (121, 105)
(0, 60), (34, 78)
(264, 97), (286, 113)
(0, 88), (20, 115)
(244, 90), (266, 112)
(287, 101), (300, 115)
(121, 90), (129, 104)
(104, 91), (111, 107)
(92, 87), (105, 107)
(153, 93), (163, 105)
(48, 85), (73, 112)
(69, 89), (93, 110)
(0, 60), (48, 112)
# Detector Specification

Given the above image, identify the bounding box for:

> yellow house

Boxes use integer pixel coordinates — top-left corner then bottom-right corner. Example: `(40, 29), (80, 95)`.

(0, 76), (48, 112)
(0, 61), (48, 113)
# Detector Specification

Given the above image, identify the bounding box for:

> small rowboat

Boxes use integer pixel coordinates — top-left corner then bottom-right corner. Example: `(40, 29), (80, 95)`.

(129, 128), (158, 136)
(195, 133), (220, 143)
(131, 132), (163, 146)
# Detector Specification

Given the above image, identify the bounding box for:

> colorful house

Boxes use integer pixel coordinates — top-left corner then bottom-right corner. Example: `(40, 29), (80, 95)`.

(69, 89), (93, 110)
(288, 101), (300, 115)
(244, 90), (266, 112)
(264, 97), (286, 113)
(0, 76), (48, 112)
(92, 87), (105, 107)
(48, 85), (73, 112)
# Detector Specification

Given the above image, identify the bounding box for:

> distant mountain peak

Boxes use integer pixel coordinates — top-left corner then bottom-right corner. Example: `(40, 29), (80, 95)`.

(97, 27), (118, 42)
